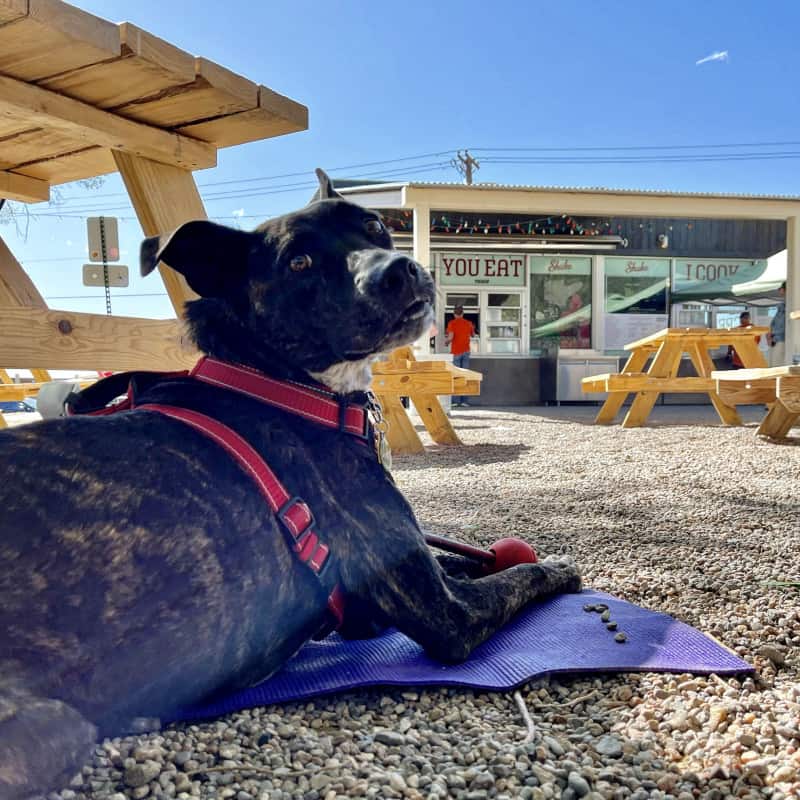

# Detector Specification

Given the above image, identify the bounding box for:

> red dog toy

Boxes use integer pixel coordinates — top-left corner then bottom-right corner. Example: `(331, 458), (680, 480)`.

(424, 533), (537, 574)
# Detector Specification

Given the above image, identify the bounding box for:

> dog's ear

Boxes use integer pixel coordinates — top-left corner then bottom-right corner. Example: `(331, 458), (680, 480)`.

(309, 168), (343, 203)
(140, 220), (256, 298)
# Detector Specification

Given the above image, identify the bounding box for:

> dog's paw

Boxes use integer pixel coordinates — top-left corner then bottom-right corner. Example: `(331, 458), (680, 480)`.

(541, 554), (583, 593)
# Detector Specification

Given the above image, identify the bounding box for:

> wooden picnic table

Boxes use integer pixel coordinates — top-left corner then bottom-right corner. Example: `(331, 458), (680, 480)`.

(581, 326), (769, 428)
(370, 347), (482, 454)
(712, 365), (800, 439)
(790, 310), (800, 320)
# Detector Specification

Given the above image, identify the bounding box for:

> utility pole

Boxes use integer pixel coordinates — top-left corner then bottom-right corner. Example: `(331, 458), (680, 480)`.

(451, 150), (480, 185)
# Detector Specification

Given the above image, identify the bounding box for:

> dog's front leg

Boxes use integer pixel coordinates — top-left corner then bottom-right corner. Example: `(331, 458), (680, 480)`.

(362, 551), (580, 663)
(434, 552), (487, 580)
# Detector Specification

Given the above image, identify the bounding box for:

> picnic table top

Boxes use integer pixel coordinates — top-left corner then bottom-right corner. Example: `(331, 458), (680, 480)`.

(0, 0), (307, 202)
(624, 326), (770, 351)
(791, 310), (800, 320)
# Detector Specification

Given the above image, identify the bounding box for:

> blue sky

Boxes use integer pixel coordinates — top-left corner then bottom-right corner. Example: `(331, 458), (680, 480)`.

(4, 0), (800, 318)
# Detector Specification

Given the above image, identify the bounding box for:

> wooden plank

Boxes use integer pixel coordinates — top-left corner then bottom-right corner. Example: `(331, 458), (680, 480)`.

(687, 343), (742, 426)
(113, 151), (204, 314)
(594, 348), (649, 424)
(623, 326), (770, 351)
(113, 57), (258, 128)
(0, 0), (120, 81)
(0, 73), (216, 172)
(622, 341), (681, 428)
(0, 379), (94, 401)
(409, 393), (461, 445)
(0, 368), (11, 382)
(790, 310), (800, 320)
(451, 377), (481, 396)
(584, 373), (715, 393)
(375, 393), (424, 455)
(178, 85), (308, 146)
(777, 375), (800, 413)
(0, 235), (52, 383)
(715, 378), (777, 406)
(13, 146), (116, 185)
(0, 0), (27, 25)
(730, 337), (768, 370)
(757, 400), (798, 439)
(714, 365), (800, 381)
(0, 127), (92, 170)
(38, 22), (196, 109)
(372, 360), (448, 375)
(0, 233), (47, 307)
(370, 371), (455, 396)
(0, 306), (198, 371)
(0, 168), (49, 202)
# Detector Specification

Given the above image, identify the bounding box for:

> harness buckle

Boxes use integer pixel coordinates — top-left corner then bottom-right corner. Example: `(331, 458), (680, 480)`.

(276, 496), (315, 540)
(338, 399), (371, 441)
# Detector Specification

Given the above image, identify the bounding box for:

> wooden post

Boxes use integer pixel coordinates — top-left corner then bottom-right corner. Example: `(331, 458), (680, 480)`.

(0, 233), (51, 429)
(113, 152), (203, 316)
(594, 348), (649, 424)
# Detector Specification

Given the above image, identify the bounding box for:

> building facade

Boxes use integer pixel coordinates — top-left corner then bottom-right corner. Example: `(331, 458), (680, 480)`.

(339, 181), (800, 404)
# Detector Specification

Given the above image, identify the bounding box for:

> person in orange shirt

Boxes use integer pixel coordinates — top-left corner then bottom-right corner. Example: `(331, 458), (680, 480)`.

(727, 311), (761, 369)
(446, 305), (476, 407)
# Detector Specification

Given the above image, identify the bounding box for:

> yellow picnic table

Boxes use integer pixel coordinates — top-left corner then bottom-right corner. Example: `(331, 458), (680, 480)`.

(581, 327), (769, 428)
(370, 347), (482, 454)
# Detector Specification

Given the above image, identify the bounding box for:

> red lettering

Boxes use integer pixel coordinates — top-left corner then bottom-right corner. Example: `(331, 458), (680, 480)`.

(510, 258), (522, 277)
(484, 258), (496, 277)
(442, 257), (454, 277)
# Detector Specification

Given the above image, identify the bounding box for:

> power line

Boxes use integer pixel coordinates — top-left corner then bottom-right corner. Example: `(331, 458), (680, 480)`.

(481, 151), (800, 165)
(26, 162), (453, 219)
(472, 140), (800, 153)
(50, 150), (456, 202)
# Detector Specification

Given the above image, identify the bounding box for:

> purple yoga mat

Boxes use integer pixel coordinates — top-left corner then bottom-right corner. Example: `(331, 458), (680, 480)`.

(177, 589), (750, 722)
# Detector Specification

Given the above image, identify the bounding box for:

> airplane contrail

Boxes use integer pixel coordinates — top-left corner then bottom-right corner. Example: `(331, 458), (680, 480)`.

(696, 50), (729, 65)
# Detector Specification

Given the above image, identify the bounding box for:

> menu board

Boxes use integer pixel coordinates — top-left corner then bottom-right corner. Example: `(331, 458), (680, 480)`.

(604, 314), (668, 350)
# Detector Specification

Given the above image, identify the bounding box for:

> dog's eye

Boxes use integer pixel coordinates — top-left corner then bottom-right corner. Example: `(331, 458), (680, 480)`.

(289, 254), (313, 272)
(364, 218), (384, 235)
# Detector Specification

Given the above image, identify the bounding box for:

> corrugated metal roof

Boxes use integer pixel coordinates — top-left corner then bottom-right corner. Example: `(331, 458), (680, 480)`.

(338, 179), (800, 202)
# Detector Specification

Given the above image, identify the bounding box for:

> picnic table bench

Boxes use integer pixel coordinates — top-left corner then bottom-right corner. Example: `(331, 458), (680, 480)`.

(370, 346), (482, 454)
(582, 326), (769, 428)
(712, 365), (800, 439)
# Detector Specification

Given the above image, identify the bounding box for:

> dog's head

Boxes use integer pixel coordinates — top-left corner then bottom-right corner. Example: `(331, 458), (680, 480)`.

(140, 169), (434, 393)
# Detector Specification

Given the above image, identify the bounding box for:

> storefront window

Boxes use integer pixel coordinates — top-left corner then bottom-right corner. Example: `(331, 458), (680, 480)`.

(530, 256), (592, 351)
(604, 257), (669, 350)
(486, 293), (521, 353)
(604, 258), (668, 315)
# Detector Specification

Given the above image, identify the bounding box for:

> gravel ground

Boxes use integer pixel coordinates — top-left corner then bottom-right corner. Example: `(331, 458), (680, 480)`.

(19, 404), (799, 800)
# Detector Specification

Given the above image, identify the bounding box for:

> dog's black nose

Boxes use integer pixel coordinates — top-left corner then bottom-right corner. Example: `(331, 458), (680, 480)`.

(378, 255), (421, 298)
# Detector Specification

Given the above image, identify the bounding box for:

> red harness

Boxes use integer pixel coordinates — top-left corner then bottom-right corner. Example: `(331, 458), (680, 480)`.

(68, 356), (376, 633)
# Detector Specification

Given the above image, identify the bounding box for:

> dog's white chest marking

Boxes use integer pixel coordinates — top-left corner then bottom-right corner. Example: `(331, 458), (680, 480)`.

(309, 355), (379, 394)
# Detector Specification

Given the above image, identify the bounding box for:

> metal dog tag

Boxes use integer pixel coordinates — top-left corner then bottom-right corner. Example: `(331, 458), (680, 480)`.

(366, 392), (392, 473)
(377, 432), (392, 472)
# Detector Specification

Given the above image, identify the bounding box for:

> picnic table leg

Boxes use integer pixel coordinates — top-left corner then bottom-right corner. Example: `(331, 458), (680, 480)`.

(409, 394), (462, 445)
(594, 349), (650, 424)
(757, 400), (798, 439)
(731, 338), (768, 369)
(621, 342), (681, 428)
(687, 343), (742, 426)
(376, 394), (425, 455)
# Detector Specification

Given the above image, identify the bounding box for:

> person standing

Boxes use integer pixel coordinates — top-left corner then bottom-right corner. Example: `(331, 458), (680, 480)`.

(767, 282), (786, 367)
(726, 311), (760, 369)
(446, 305), (475, 407)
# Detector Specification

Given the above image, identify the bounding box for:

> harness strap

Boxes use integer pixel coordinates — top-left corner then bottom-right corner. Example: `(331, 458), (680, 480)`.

(137, 403), (344, 630)
(192, 358), (371, 440)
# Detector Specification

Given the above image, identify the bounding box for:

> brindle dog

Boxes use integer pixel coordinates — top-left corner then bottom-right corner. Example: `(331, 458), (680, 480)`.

(0, 170), (581, 798)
